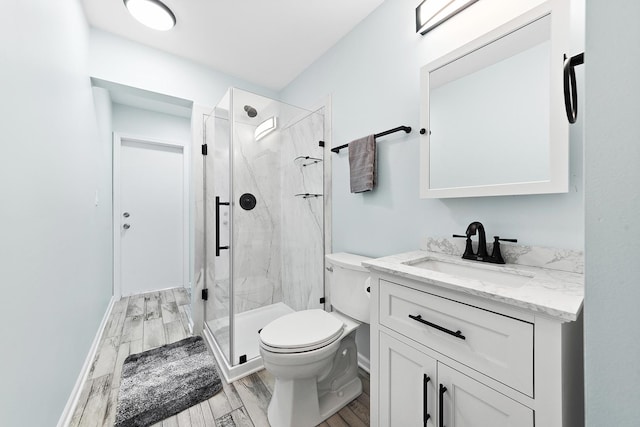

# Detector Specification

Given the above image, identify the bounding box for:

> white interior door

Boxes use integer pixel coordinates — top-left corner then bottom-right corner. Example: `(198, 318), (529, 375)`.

(114, 135), (189, 296)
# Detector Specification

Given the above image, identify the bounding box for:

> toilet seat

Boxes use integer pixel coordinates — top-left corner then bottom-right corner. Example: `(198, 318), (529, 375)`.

(259, 309), (345, 354)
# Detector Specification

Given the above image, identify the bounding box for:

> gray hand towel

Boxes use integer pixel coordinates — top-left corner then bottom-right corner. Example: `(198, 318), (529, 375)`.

(349, 134), (377, 193)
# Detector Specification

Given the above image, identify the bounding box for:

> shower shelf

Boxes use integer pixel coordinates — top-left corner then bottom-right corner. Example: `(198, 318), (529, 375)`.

(294, 193), (323, 199)
(294, 156), (323, 167)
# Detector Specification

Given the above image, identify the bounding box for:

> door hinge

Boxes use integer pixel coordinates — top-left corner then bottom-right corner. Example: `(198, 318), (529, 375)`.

(201, 144), (208, 155)
(320, 297), (325, 304)
(201, 288), (208, 301)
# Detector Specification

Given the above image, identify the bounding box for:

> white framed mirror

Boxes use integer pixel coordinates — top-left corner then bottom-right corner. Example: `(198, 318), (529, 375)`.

(419, 0), (570, 198)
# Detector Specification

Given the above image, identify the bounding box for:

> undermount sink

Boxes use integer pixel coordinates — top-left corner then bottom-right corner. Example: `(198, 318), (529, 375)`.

(403, 258), (534, 287)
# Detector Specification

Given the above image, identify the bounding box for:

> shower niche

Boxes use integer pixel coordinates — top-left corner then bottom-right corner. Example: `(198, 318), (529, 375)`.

(201, 88), (326, 381)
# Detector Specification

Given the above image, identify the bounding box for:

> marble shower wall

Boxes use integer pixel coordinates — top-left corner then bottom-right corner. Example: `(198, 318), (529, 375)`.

(232, 123), (283, 314)
(280, 112), (325, 311)
(229, 109), (325, 314)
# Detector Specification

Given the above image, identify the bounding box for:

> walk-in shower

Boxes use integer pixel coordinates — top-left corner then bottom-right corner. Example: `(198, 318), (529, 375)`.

(201, 88), (326, 381)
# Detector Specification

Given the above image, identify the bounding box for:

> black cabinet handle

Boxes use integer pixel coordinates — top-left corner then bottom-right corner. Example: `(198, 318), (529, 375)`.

(215, 196), (229, 256)
(439, 384), (447, 427)
(409, 314), (466, 340)
(423, 374), (431, 425)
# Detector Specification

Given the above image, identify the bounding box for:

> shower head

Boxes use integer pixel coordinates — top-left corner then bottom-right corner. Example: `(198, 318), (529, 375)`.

(244, 105), (258, 118)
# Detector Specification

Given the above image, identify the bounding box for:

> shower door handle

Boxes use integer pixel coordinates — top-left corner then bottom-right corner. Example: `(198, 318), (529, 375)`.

(215, 196), (230, 256)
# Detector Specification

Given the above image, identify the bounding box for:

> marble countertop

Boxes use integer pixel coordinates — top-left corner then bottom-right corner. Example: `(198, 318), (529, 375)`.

(363, 250), (584, 322)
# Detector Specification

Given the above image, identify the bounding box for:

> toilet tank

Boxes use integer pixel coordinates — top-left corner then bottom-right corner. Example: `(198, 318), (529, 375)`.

(326, 253), (372, 324)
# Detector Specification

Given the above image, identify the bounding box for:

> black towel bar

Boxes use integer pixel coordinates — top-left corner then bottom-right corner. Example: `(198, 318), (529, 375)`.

(331, 125), (412, 153)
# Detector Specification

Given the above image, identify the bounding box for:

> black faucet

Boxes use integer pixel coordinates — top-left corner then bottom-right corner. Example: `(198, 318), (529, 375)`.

(453, 221), (517, 264)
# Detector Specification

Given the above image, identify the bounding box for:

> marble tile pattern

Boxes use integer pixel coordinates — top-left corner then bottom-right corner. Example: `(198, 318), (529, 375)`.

(422, 236), (584, 274)
(213, 108), (325, 316)
(363, 246), (584, 322)
(280, 111), (325, 311)
(231, 122), (283, 314)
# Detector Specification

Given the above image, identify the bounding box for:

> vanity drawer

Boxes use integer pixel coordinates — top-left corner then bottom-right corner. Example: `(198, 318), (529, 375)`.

(379, 279), (533, 396)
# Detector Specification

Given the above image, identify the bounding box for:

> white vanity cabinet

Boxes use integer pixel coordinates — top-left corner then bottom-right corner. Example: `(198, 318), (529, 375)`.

(379, 331), (533, 427)
(379, 332), (437, 426)
(370, 273), (584, 427)
(437, 362), (533, 427)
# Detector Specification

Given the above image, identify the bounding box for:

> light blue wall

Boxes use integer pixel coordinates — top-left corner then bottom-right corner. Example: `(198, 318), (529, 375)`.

(93, 87), (114, 295)
(280, 0), (585, 257)
(89, 29), (278, 109)
(0, 2), (112, 425)
(112, 103), (192, 143)
(584, 0), (640, 425)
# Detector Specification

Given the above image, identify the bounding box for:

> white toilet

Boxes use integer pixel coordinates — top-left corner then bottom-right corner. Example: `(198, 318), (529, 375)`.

(259, 252), (372, 427)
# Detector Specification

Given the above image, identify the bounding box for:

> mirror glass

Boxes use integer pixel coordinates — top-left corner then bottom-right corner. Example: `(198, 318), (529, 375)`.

(420, 7), (568, 198)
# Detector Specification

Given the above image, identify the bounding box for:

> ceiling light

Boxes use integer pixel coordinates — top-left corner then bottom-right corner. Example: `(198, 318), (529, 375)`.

(255, 117), (278, 141)
(124, 0), (176, 31)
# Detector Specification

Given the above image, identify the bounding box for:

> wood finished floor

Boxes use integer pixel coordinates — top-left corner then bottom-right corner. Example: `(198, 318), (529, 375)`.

(70, 289), (370, 427)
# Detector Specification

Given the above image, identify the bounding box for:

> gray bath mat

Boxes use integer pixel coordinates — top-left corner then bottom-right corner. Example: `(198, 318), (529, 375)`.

(115, 336), (222, 427)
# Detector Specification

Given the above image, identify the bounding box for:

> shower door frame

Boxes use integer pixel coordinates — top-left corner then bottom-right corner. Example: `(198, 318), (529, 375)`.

(202, 89), (333, 383)
(226, 91), (236, 371)
(202, 90), (251, 381)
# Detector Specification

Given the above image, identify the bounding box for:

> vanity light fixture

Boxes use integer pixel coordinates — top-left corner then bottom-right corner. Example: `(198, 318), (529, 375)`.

(124, 0), (176, 31)
(416, 0), (478, 35)
(255, 116), (278, 141)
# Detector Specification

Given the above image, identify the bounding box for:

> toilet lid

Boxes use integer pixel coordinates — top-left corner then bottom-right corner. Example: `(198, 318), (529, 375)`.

(259, 309), (344, 351)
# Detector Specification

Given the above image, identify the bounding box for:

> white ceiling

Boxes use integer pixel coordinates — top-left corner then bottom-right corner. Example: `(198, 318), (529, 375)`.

(81, 0), (384, 91)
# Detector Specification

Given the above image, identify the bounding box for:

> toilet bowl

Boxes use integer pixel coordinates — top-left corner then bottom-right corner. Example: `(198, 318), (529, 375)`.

(259, 253), (372, 427)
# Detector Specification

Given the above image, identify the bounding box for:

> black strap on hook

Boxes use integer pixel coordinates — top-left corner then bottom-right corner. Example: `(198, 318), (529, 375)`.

(563, 52), (584, 124)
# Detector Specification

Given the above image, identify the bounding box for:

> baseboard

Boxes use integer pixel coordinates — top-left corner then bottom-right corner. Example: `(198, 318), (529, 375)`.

(56, 296), (117, 427)
(358, 353), (370, 374)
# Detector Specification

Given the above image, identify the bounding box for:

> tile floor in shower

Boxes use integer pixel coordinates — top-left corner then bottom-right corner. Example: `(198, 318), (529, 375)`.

(70, 288), (370, 426)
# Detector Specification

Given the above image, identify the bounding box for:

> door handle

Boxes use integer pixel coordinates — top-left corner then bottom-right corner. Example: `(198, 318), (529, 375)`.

(423, 374), (431, 425)
(123, 224), (131, 230)
(215, 196), (229, 256)
(439, 384), (447, 427)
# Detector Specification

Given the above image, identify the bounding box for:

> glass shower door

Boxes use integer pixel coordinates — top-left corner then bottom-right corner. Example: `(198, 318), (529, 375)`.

(204, 94), (233, 364)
